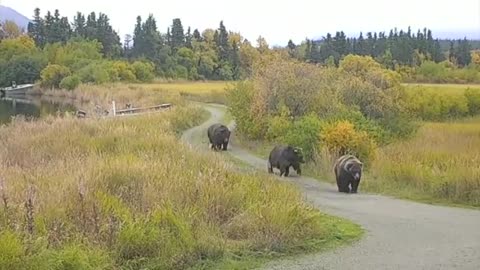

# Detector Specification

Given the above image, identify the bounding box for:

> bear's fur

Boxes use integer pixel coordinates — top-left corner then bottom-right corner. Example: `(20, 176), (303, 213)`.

(334, 154), (363, 193)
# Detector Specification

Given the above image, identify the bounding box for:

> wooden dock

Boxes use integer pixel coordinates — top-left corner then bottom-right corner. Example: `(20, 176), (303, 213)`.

(75, 102), (173, 119)
(114, 103), (173, 116)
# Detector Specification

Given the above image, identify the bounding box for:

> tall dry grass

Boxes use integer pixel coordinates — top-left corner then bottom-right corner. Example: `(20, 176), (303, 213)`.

(0, 104), (356, 269)
(364, 117), (480, 207)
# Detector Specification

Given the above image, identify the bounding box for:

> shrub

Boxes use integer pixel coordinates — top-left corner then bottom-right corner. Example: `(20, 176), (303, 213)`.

(320, 120), (377, 164)
(265, 104), (293, 141)
(112, 61), (136, 82)
(0, 54), (47, 86)
(323, 107), (391, 145)
(77, 62), (111, 84)
(284, 113), (322, 160)
(464, 87), (480, 115)
(405, 87), (469, 121)
(40, 64), (71, 89)
(131, 61), (155, 82)
(226, 80), (266, 139)
(59, 75), (81, 90)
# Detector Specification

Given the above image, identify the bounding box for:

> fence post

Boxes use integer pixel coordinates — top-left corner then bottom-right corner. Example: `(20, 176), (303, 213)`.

(112, 101), (116, 116)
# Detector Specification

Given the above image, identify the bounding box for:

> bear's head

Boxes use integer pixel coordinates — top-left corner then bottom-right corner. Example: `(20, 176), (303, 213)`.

(346, 159), (363, 180)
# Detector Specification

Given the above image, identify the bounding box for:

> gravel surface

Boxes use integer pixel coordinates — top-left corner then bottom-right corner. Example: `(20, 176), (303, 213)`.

(181, 104), (480, 270)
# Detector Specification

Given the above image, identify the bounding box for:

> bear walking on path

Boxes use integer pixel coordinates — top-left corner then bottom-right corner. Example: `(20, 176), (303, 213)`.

(334, 154), (363, 193)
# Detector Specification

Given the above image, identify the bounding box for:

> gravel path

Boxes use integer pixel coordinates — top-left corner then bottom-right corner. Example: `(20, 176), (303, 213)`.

(181, 103), (480, 270)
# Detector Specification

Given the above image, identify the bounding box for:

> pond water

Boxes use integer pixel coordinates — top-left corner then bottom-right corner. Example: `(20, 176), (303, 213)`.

(0, 97), (77, 125)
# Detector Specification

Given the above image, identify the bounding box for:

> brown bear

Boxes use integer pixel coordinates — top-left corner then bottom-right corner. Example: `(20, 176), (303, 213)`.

(333, 154), (363, 193)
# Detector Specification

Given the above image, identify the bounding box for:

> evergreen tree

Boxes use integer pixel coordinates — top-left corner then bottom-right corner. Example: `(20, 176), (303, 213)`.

(448, 41), (456, 63)
(96, 13), (121, 57)
(216, 21), (231, 62)
(73, 12), (86, 37)
(44, 11), (54, 43)
(133, 16), (144, 57)
(192, 29), (202, 42)
(455, 38), (472, 67)
(141, 14), (162, 60)
(27, 8), (45, 47)
(333, 31), (348, 57)
(310, 41), (321, 63)
(185, 27), (192, 48)
(374, 32), (387, 58)
(85, 12), (97, 40)
(356, 32), (368, 55)
(432, 39), (444, 62)
(171, 18), (185, 50)
(365, 32), (374, 56)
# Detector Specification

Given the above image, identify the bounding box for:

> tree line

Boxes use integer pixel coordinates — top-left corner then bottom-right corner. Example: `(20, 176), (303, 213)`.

(289, 28), (474, 67)
(0, 7), (479, 86)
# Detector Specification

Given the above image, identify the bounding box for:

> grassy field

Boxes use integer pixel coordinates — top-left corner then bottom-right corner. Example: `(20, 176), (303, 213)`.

(147, 80), (231, 93)
(143, 81), (231, 105)
(364, 116), (480, 208)
(0, 90), (362, 269)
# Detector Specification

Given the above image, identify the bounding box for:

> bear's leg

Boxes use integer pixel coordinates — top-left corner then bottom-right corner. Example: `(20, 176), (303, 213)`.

(284, 166), (290, 177)
(351, 178), (361, 193)
(268, 161), (273, 174)
(279, 167), (286, 177)
(222, 142), (228, 151)
(338, 177), (350, 193)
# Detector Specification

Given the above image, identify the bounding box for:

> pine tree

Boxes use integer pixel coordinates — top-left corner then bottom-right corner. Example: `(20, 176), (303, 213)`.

(73, 12), (86, 37)
(432, 39), (444, 62)
(356, 32), (367, 55)
(216, 21), (231, 62)
(141, 14), (161, 60)
(185, 27), (192, 48)
(365, 32), (374, 56)
(96, 13), (121, 57)
(27, 8), (45, 47)
(85, 12), (97, 40)
(192, 29), (202, 42)
(133, 16), (144, 57)
(455, 38), (472, 67)
(48, 9), (64, 43)
(171, 18), (185, 50)
(448, 41), (456, 63)
(44, 11), (54, 43)
(333, 31), (348, 57)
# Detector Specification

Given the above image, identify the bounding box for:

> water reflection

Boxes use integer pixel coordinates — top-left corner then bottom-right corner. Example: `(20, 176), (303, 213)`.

(0, 97), (76, 124)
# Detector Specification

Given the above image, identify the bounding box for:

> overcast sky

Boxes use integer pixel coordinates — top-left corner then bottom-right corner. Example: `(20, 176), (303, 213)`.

(2, 0), (480, 45)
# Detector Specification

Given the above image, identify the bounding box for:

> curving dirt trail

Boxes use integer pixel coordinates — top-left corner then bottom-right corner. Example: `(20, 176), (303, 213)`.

(181, 103), (480, 270)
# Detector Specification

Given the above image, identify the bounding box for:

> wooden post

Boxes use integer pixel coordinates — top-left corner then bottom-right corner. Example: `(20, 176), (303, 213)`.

(112, 101), (116, 116)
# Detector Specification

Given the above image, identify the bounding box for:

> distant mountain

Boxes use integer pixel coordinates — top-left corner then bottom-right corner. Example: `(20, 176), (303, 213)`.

(0, 5), (30, 31)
